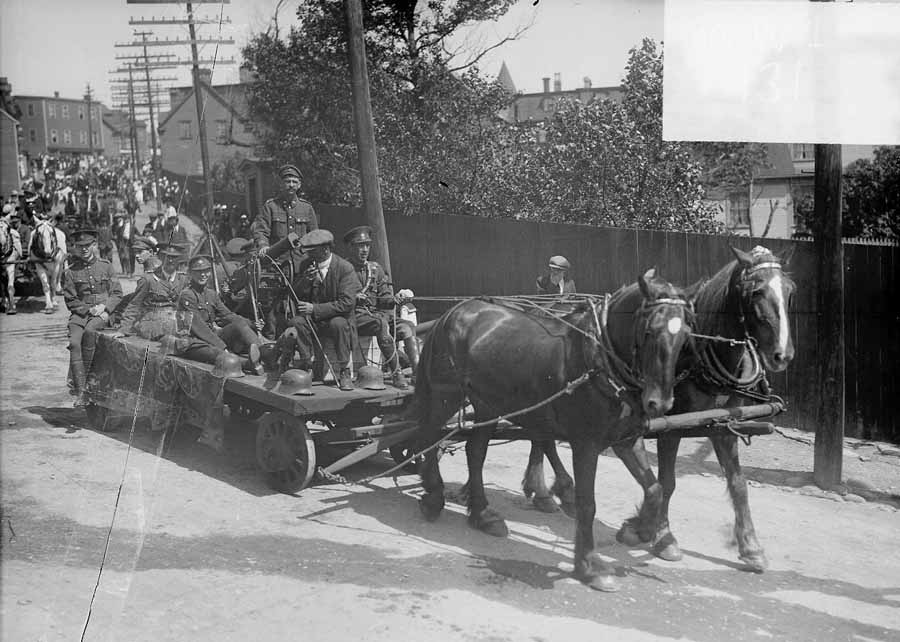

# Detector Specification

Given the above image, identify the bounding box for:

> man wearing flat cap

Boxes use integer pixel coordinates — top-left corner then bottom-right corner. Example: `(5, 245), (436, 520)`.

(343, 225), (411, 389)
(63, 229), (123, 405)
(281, 228), (360, 390)
(175, 254), (262, 375)
(252, 164), (318, 256)
(1, 205), (23, 315)
(536, 255), (576, 295)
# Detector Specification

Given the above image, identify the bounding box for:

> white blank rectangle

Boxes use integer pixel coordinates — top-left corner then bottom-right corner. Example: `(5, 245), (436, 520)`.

(663, 0), (900, 144)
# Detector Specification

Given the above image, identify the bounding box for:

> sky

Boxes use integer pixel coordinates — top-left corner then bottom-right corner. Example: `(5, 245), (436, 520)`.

(0, 0), (663, 108)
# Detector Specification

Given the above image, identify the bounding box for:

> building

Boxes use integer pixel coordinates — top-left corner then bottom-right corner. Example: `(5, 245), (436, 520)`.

(1, 108), (21, 196)
(13, 91), (105, 158)
(157, 70), (258, 179)
(101, 108), (149, 163)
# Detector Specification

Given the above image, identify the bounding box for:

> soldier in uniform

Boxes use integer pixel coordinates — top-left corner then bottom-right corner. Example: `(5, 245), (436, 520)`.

(343, 226), (410, 389)
(252, 164), (318, 255)
(63, 229), (123, 405)
(283, 229), (359, 391)
(117, 244), (188, 336)
(176, 255), (262, 374)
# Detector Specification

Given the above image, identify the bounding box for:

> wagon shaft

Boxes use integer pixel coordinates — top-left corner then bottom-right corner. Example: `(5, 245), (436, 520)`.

(643, 402), (785, 434)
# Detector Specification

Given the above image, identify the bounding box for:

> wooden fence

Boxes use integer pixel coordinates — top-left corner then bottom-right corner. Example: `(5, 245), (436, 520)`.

(317, 205), (900, 443)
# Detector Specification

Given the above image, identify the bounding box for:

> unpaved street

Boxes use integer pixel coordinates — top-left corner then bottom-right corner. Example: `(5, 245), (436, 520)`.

(2, 303), (899, 642)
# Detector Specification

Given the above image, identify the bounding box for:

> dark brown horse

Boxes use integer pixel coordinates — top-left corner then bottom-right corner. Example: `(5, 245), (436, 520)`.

(411, 269), (697, 591)
(519, 246), (795, 569)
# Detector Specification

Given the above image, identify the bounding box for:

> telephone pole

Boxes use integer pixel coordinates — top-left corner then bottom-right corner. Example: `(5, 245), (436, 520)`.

(84, 84), (95, 156)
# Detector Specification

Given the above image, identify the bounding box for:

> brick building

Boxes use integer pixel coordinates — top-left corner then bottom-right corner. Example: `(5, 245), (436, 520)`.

(14, 91), (105, 158)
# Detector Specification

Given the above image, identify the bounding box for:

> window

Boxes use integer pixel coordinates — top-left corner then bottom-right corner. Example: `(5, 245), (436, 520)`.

(26, 103), (35, 118)
(29, 129), (36, 142)
(48, 103), (56, 118)
(728, 193), (751, 227)
(79, 131), (87, 144)
(92, 107), (99, 119)
(215, 119), (229, 143)
(61, 105), (70, 119)
(92, 132), (99, 146)
(50, 129), (58, 144)
(792, 143), (814, 161)
(179, 121), (191, 139)
(63, 130), (72, 144)
(78, 106), (85, 120)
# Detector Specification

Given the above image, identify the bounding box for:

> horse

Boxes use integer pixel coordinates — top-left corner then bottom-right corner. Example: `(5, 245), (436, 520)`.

(28, 216), (67, 313)
(410, 268), (697, 591)
(518, 245), (795, 571)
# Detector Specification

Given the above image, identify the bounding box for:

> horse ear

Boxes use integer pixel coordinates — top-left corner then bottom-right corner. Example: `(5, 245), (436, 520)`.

(779, 244), (796, 267)
(638, 266), (657, 298)
(730, 245), (754, 267)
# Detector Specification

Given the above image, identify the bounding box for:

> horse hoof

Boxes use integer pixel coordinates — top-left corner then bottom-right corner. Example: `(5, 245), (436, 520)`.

(470, 510), (508, 537)
(652, 535), (683, 562)
(616, 522), (643, 547)
(559, 501), (577, 519)
(739, 551), (768, 573)
(418, 496), (444, 523)
(531, 496), (559, 513)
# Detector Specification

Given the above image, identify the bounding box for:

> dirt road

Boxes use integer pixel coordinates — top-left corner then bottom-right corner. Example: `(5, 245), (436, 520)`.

(2, 298), (899, 642)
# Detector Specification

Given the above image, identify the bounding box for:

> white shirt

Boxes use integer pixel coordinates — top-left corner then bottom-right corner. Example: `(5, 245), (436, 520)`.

(317, 254), (333, 281)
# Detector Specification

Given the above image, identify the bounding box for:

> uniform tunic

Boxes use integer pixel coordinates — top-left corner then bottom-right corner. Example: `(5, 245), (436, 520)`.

(350, 259), (404, 366)
(63, 256), (123, 395)
(250, 196), (318, 250)
(119, 270), (188, 337)
(177, 283), (257, 363)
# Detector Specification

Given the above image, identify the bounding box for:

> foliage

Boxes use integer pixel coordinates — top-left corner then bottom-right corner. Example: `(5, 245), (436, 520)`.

(691, 141), (771, 193)
(211, 153), (248, 203)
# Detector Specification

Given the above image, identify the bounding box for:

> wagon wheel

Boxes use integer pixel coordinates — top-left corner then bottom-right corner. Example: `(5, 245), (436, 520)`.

(85, 403), (113, 432)
(256, 412), (316, 494)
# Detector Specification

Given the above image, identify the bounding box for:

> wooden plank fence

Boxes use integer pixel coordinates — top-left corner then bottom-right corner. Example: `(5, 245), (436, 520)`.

(317, 205), (900, 443)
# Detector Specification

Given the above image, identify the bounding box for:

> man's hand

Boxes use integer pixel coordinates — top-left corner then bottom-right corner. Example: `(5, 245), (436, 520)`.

(254, 318), (264, 332)
(99, 311), (109, 322)
(296, 301), (314, 316)
(221, 280), (230, 294)
(89, 303), (106, 316)
(258, 245), (269, 257)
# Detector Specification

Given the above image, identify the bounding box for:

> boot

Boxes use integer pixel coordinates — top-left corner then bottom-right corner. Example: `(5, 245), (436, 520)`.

(71, 359), (87, 407)
(338, 368), (354, 391)
(391, 368), (409, 390)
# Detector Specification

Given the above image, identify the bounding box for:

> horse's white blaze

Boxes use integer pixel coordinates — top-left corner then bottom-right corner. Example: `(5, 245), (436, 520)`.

(667, 317), (682, 335)
(768, 274), (789, 353)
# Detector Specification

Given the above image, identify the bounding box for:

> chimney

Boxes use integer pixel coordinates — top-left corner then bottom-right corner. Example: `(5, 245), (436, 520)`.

(542, 77), (550, 94)
(583, 76), (592, 89)
(553, 73), (561, 92)
(54, 91), (59, 98)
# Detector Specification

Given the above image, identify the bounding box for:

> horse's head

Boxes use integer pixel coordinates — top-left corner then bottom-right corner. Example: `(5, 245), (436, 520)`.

(634, 267), (698, 418)
(730, 245), (795, 372)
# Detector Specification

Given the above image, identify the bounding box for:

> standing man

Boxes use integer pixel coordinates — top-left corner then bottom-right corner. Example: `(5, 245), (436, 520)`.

(63, 229), (122, 406)
(142, 210), (163, 244)
(343, 225), (410, 389)
(252, 164), (318, 255)
(284, 229), (359, 391)
(1, 205), (23, 315)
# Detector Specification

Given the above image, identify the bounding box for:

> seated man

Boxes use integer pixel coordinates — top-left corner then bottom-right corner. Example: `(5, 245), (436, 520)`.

(283, 229), (360, 391)
(63, 229), (123, 405)
(176, 254), (262, 375)
(536, 255), (576, 295)
(342, 225), (410, 389)
(118, 244), (188, 338)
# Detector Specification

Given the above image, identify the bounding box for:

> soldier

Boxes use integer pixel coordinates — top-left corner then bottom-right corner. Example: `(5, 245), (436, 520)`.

(176, 254), (262, 374)
(130, 235), (157, 270)
(343, 225), (410, 389)
(118, 244), (187, 336)
(283, 229), (359, 391)
(63, 229), (123, 406)
(252, 164), (318, 255)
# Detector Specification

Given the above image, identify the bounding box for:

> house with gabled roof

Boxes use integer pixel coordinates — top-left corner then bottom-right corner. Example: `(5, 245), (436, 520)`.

(156, 69), (258, 179)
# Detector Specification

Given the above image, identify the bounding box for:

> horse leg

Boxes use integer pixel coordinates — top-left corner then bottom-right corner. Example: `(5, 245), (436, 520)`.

(522, 440), (558, 513)
(418, 394), (457, 522)
(653, 433), (684, 561)
(613, 437), (680, 561)
(571, 438), (617, 591)
(4, 265), (15, 313)
(545, 441), (576, 518)
(710, 433), (767, 572)
(466, 425), (508, 537)
(35, 263), (53, 311)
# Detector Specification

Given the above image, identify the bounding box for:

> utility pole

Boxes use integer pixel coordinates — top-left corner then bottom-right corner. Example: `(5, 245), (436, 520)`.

(127, 65), (139, 179)
(344, 0), (391, 276)
(136, 30), (163, 216)
(187, 0), (215, 226)
(84, 84), (95, 157)
(810, 0), (844, 489)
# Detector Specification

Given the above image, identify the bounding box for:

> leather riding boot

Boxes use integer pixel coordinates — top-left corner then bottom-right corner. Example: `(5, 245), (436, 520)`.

(403, 337), (419, 375)
(71, 359), (87, 406)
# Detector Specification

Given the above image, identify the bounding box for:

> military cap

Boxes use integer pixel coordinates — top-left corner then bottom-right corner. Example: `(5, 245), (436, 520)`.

(225, 237), (254, 256)
(73, 229), (98, 246)
(188, 254), (214, 271)
(548, 255), (571, 271)
(279, 164), (302, 181)
(343, 225), (373, 245)
(143, 256), (163, 273)
(131, 236), (156, 252)
(299, 228), (334, 249)
(23, 190), (38, 203)
(157, 243), (185, 258)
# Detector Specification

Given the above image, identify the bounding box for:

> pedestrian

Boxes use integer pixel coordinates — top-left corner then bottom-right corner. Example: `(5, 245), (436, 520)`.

(1, 205), (23, 315)
(536, 255), (576, 295)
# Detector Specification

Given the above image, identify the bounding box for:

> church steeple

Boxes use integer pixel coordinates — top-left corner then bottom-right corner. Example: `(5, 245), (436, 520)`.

(497, 61), (516, 94)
